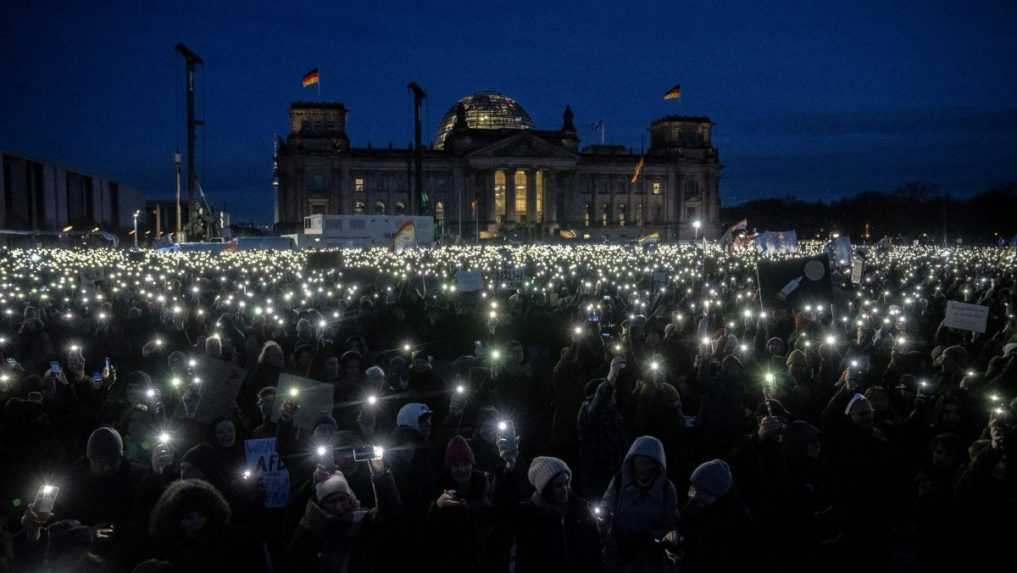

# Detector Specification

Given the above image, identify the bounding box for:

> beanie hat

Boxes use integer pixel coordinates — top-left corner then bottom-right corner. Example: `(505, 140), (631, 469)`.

(316, 472), (352, 502)
(690, 459), (733, 498)
(256, 386), (277, 400)
(365, 366), (386, 382)
(444, 435), (476, 468)
(527, 456), (571, 495)
(340, 350), (362, 365)
(86, 427), (124, 461)
(396, 403), (431, 432)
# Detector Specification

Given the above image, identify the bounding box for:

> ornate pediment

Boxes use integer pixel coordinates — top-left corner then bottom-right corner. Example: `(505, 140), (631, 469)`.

(467, 131), (578, 161)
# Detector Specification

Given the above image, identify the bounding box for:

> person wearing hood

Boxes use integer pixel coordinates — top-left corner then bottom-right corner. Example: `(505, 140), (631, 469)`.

(148, 479), (269, 573)
(495, 454), (604, 573)
(425, 435), (493, 571)
(676, 459), (754, 573)
(238, 341), (283, 423)
(601, 435), (680, 572)
(286, 458), (401, 573)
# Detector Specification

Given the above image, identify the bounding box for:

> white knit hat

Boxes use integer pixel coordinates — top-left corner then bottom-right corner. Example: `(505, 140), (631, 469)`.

(365, 366), (386, 382)
(528, 456), (571, 495)
(315, 472), (352, 502)
(396, 403), (431, 432)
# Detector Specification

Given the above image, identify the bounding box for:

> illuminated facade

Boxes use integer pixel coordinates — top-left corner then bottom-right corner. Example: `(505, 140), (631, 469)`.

(275, 91), (721, 239)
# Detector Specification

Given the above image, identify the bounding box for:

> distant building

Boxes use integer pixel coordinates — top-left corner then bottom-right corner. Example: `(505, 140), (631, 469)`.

(275, 91), (721, 240)
(1, 151), (145, 232)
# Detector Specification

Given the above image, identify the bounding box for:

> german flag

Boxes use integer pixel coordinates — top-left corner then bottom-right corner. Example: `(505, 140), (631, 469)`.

(630, 155), (646, 184)
(302, 68), (320, 88)
(663, 84), (681, 100)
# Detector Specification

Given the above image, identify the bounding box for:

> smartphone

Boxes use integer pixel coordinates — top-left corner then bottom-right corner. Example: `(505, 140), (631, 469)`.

(34, 484), (60, 514)
(352, 446), (383, 463)
(50, 361), (61, 374)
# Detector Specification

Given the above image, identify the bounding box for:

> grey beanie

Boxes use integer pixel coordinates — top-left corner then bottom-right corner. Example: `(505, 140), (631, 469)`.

(86, 426), (124, 461)
(690, 459), (733, 498)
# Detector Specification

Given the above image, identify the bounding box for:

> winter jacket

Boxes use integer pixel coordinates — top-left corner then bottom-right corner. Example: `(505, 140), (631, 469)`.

(602, 436), (680, 571)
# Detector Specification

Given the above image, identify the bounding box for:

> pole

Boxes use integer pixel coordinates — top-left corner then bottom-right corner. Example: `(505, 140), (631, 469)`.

(175, 152), (182, 242)
(408, 82), (427, 215)
(133, 212), (139, 249)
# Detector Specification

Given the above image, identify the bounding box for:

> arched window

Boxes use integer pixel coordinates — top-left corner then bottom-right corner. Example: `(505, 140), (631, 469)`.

(353, 201), (366, 214)
(514, 170), (527, 221)
(494, 171), (506, 223)
(584, 202), (591, 227)
(374, 201), (386, 215)
(617, 204), (626, 227)
(600, 204), (609, 227)
(394, 202), (406, 215)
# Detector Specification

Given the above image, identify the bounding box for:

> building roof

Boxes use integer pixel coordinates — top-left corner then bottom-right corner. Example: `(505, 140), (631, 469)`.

(434, 91), (534, 150)
(289, 101), (348, 111)
(651, 115), (714, 126)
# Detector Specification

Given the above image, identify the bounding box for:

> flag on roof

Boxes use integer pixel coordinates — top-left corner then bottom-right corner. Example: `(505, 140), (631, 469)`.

(663, 84), (681, 100)
(302, 68), (320, 87)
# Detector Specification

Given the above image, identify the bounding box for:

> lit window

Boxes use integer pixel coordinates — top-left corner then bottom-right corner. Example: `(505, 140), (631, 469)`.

(652, 182), (662, 195)
(375, 201), (386, 214)
(636, 202), (643, 226)
(395, 202), (406, 215)
(354, 178), (365, 193)
(617, 204), (626, 226)
(435, 201), (445, 226)
(353, 201), (365, 214)
(584, 203), (591, 227)
(514, 170), (527, 220)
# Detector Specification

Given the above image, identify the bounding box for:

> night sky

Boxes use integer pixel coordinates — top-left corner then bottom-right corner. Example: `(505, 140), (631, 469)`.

(3, 0), (1016, 224)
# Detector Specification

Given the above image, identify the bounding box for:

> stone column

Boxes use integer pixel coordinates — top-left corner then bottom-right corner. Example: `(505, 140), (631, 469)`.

(667, 170), (678, 233)
(505, 167), (516, 223)
(526, 169), (537, 224)
(452, 164), (465, 225)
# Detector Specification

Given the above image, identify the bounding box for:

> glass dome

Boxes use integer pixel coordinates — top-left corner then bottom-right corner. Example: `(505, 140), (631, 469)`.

(434, 91), (534, 150)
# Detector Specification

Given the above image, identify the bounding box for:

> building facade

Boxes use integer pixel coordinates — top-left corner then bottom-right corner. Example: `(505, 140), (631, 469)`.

(1, 151), (146, 232)
(275, 91), (721, 240)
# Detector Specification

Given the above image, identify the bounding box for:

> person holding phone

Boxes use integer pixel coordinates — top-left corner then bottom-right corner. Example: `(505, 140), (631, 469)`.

(425, 435), (492, 570)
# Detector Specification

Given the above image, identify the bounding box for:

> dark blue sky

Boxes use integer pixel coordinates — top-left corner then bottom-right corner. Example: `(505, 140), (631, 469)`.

(3, 0), (1016, 223)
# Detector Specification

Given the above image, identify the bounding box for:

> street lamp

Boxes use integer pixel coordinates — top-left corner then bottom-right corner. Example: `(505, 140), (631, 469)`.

(693, 219), (702, 242)
(133, 210), (141, 248)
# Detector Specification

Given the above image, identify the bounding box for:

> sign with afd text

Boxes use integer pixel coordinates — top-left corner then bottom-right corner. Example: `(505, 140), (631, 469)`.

(244, 438), (289, 508)
(944, 300), (989, 333)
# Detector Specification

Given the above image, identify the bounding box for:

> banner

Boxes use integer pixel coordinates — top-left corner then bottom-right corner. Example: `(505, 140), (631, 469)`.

(755, 230), (798, 254)
(306, 251), (342, 270)
(244, 438), (290, 508)
(455, 270), (484, 293)
(851, 258), (864, 284)
(944, 300), (989, 333)
(756, 254), (832, 308)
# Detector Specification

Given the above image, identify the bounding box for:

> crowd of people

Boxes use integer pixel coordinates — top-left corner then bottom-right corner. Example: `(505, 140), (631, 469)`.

(0, 241), (1014, 572)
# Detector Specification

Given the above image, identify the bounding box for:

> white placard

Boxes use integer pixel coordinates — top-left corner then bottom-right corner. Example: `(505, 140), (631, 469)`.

(944, 300), (989, 333)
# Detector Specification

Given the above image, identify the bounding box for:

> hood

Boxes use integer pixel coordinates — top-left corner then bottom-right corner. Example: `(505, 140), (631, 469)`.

(622, 435), (666, 484)
(396, 402), (431, 432)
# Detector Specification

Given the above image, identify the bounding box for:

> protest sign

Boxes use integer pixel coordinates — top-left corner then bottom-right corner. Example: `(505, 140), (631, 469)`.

(455, 270), (484, 292)
(244, 438), (289, 508)
(756, 254), (832, 308)
(306, 251), (342, 270)
(271, 373), (335, 432)
(851, 259), (864, 284)
(944, 300), (989, 333)
(193, 356), (246, 424)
